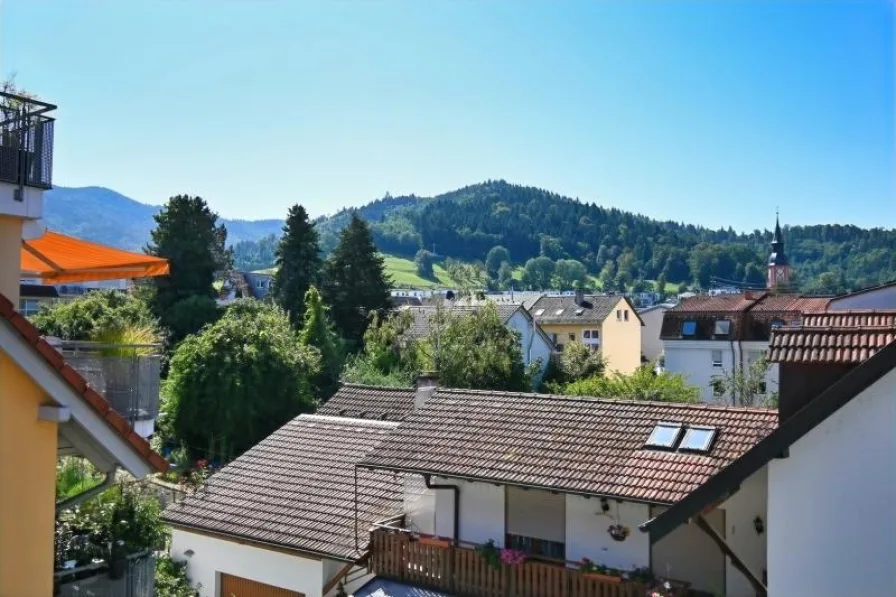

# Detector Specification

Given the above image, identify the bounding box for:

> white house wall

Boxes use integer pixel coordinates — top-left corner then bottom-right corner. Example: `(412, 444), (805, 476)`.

(638, 308), (667, 362)
(663, 340), (777, 403)
(170, 528), (326, 597)
(565, 496), (649, 570)
(767, 368), (896, 597)
(719, 467), (768, 597)
(403, 475), (435, 535)
(506, 311), (552, 380)
(431, 478), (505, 546)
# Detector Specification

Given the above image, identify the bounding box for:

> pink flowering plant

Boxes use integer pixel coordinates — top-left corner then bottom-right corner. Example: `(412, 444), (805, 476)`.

(500, 548), (526, 566)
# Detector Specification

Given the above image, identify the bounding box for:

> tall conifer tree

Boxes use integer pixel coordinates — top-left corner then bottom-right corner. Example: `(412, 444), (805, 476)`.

(272, 205), (322, 326)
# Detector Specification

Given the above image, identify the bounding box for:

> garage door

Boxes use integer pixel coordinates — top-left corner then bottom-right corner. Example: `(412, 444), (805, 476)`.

(219, 573), (304, 597)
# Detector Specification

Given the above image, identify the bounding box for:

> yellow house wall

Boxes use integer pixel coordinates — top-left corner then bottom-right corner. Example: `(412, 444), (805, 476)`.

(537, 323), (600, 347)
(0, 349), (58, 597)
(599, 298), (643, 374)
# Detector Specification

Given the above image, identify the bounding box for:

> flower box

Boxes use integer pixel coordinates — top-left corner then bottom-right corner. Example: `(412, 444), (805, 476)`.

(418, 536), (452, 548)
(582, 572), (623, 584)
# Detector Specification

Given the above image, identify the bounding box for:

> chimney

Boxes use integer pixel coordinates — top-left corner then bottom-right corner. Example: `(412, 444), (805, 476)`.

(414, 373), (439, 409)
(574, 288), (585, 306)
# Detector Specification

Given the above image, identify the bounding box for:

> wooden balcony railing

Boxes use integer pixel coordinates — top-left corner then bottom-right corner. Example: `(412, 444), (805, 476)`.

(369, 530), (645, 597)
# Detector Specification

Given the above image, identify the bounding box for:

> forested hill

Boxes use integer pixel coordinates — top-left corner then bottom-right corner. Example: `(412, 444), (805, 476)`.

(314, 180), (896, 293)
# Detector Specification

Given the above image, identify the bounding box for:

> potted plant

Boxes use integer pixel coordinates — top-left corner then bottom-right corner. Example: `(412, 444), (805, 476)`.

(578, 558), (622, 584)
(419, 534), (452, 548)
(500, 548), (526, 566)
(608, 523), (630, 542)
(476, 539), (502, 570)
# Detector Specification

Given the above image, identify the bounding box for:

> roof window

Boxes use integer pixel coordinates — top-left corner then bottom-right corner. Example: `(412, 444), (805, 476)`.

(534, 308), (545, 316)
(679, 427), (717, 453)
(681, 320), (697, 336)
(575, 308), (584, 316)
(555, 308), (565, 316)
(645, 423), (683, 450)
(713, 320), (731, 336)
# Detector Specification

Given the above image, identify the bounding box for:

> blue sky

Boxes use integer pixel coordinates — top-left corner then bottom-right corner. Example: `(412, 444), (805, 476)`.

(2, 1), (893, 230)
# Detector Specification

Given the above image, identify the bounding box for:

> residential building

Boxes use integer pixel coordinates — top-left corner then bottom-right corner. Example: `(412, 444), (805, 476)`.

(644, 311), (896, 597)
(401, 303), (554, 381)
(163, 413), (405, 597)
(661, 293), (830, 402)
(245, 271), (273, 299)
(828, 278), (896, 310)
(637, 302), (675, 363)
(1, 88), (169, 596)
(357, 387), (777, 597)
(19, 282), (59, 316)
(530, 290), (643, 373)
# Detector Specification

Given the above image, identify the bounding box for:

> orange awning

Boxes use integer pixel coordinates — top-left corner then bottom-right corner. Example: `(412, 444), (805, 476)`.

(21, 230), (169, 284)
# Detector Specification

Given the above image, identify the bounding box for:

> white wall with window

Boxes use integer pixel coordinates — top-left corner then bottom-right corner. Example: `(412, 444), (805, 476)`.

(663, 340), (738, 402)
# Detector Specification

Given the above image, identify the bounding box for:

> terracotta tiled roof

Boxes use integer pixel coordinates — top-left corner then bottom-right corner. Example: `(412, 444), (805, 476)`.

(667, 293), (764, 314)
(163, 415), (403, 560)
(768, 311), (896, 364)
(0, 294), (167, 473)
(749, 295), (830, 313)
(317, 383), (416, 421)
(530, 295), (625, 325)
(359, 389), (778, 504)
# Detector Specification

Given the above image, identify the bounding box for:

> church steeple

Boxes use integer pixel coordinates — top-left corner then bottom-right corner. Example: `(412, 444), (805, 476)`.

(768, 210), (791, 289)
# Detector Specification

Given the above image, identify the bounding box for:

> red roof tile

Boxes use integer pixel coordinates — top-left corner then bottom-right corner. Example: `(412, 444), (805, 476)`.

(360, 389), (778, 504)
(0, 293), (167, 473)
(768, 310), (896, 365)
(668, 293), (764, 314)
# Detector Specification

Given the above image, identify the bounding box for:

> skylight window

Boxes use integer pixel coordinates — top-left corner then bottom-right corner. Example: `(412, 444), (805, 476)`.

(679, 427), (717, 453)
(555, 308), (565, 316)
(681, 321), (697, 336)
(535, 309), (545, 316)
(576, 308), (584, 316)
(645, 423), (683, 450)
(714, 320), (731, 336)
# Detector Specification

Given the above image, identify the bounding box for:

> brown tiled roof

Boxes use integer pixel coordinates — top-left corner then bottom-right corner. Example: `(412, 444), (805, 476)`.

(768, 311), (896, 364)
(359, 389), (777, 504)
(667, 293), (764, 314)
(0, 294), (167, 473)
(530, 295), (627, 325)
(749, 295), (830, 313)
(317, 383), (416, 421)
(163, 414), (402, 560)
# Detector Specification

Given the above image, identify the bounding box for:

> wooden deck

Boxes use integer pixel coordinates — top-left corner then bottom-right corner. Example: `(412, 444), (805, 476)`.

(369, 530), (645, 597)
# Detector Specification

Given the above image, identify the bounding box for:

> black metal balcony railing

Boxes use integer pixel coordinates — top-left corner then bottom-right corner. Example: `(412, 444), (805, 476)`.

(55, 550), (155, 597)
(0, 90), (56, 189)
(58, 341), (161, 425)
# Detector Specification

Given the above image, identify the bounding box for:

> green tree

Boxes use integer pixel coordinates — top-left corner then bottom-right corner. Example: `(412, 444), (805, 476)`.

(497, 261), (515, 290)
(322, 214), (392, 345)
(32, 290), (158, 341)
(598, 260), (616, 291)
(542, 342), (606, 391)
(340, 310), (419, 387)
(299, 286), (343, 398)
(655, 273), (668, 296)
(422, 303), (531, 391)
(553, 259), (588, 289)
(485, 246), (511, 279)
(272, 205), (322, 326)
(711, 355), (776, 407)
(521, 256), (555, 290)
(146, 195), (230, 343)
(561, 365), (700, 403)
(162, 300), (319, 459)
(414, 249), (435, 279)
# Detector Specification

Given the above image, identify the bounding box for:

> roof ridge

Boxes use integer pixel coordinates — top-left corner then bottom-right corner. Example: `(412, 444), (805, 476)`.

(432, 387), (777, 413)
(298, 414), (401, 428)
(340, 382), (415, 392)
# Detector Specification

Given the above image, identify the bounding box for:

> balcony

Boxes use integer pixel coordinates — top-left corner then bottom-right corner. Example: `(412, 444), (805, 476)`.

(54, 550), (155, 597)
(58, 341), (161, 437)
(368, 529), (647, 597)
(0, 89), (55, 189)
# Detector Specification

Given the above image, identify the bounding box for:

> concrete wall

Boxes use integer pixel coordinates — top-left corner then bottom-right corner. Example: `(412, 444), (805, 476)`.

(565, 496), (649, 571)
(638, 306), (667, 362)
(828, 285), (896, 310)
(767, 368), (896, 597)
(600, 298), (642, 374)
(171, 529), (328, 597)
(720, 467), (768, 597)
(0, 349), (58, 597)
(651, 506), (726, 594)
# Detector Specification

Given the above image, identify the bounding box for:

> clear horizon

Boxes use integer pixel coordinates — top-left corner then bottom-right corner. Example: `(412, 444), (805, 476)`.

(4, 1), (893, 230)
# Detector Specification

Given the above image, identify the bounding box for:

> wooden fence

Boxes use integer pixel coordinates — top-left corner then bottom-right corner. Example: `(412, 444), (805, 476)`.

(369, 530), (644, 597)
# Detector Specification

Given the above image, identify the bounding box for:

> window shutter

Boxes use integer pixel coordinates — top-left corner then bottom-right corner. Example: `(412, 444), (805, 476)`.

(506, 487), (565, 543)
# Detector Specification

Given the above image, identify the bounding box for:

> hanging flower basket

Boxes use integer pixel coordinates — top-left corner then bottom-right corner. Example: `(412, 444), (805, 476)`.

(419, 535), (452, 548)
(607, 523), (630, 542)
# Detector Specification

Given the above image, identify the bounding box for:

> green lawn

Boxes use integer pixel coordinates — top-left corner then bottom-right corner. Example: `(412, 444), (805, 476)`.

(383, 254), (453, 288)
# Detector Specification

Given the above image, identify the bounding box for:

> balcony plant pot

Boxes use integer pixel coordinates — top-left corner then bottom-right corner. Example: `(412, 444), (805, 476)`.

(582, 572), (622, 584)
(419, 536), (452, 548)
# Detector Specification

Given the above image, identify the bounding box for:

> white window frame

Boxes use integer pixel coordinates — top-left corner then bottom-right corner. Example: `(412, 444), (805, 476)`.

(711, 350), (723, 368)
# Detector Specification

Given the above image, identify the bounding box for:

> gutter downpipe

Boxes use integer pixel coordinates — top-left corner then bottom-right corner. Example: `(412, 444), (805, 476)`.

(56, 467), (118, 514)
(424, 474), (459, 542)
